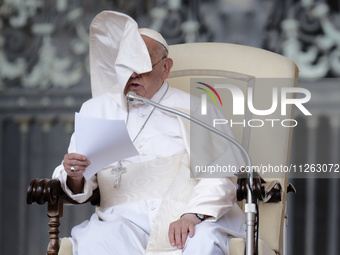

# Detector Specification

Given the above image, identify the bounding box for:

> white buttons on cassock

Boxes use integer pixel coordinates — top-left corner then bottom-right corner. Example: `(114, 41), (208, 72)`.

(146, 199), (162, 227)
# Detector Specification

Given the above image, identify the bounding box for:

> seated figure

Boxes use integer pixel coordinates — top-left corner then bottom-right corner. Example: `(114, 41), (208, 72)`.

(52, 10), (246, 255)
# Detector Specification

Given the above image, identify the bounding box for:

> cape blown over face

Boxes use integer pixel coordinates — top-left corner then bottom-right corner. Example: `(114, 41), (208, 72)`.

(89, 11), (172, 105)
(89, 11), (152, 107)
(124, 35), (172, 99)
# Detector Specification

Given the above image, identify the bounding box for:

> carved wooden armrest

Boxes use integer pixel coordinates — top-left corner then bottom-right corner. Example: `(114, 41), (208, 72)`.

(26, 178), (100, 255)
(234, 169), (291, 203)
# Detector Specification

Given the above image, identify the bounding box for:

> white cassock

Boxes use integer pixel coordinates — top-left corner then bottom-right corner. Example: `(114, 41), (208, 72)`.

(53, 82), (246, 255)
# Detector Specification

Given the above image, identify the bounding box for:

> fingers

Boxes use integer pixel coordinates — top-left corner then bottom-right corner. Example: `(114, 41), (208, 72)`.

(169, 221), (186, 249)
(64, 153), (89, 166)
(169, 223), (176, 247)
(188, 223), (195, 238)
(63, 153), (90, 176)
(178, 226), (188, 249)
(168, 216), (198, 250)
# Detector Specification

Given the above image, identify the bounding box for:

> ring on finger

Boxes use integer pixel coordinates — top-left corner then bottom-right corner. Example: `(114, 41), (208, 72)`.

(70, 166), (76, 173)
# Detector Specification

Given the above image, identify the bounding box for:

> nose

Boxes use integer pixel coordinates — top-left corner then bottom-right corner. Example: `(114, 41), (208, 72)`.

(131, 72), (140, 78)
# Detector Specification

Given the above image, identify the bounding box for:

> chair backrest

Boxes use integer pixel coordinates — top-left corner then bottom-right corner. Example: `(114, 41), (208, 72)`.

(167, 42), (299, 254)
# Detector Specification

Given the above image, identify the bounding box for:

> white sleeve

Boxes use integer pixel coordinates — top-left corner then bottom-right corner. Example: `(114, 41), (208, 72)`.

(181, 177), (237, 221)
(52, 163), (97, 203)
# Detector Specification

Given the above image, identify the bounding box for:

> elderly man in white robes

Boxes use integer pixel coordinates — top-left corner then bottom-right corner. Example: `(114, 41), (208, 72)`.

(53, 11), (246, 255)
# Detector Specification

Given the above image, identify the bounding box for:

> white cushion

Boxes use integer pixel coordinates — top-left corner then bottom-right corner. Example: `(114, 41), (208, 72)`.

(58, 238), (72, 255)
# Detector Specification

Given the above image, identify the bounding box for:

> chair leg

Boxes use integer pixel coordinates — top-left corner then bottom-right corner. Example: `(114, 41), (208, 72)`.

(47, 198), (63, 255)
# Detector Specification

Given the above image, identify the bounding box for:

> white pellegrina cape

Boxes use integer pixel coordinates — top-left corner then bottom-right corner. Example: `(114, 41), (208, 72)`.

(89, 11), (152, 106)
(54, 11), (246, 255)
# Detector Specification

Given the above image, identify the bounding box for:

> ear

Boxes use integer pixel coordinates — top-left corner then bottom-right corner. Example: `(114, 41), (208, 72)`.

(161, 58), (173, 80)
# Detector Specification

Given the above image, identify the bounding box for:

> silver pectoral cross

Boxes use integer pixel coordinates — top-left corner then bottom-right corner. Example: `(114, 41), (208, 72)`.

(111, 161), (127, 188)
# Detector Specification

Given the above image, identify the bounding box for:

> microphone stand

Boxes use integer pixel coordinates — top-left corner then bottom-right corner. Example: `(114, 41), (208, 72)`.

(127, 91), (257, 255)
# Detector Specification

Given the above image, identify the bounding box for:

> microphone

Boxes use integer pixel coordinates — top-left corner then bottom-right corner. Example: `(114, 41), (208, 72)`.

(126, 90), (257, 255)
(126, 91), (146, 105)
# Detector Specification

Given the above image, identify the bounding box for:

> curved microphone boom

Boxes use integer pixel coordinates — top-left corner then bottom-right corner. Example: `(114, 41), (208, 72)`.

(126, 91), (252, 172)
(126, 90), (257, 255)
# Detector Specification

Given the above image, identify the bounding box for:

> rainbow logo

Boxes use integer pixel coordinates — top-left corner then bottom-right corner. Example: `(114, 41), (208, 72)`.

(196, 82), (223, 106)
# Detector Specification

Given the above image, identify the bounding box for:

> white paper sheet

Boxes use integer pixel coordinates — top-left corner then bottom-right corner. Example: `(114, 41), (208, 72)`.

(74, 112), (139, 180)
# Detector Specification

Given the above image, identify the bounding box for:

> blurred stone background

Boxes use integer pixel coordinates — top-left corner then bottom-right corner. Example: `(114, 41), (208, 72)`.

(0, 0), (339, 254)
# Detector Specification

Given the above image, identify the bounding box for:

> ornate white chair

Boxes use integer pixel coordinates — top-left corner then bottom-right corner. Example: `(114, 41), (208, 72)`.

(167, 42), (298, 255)
(27, 42), (298, 255)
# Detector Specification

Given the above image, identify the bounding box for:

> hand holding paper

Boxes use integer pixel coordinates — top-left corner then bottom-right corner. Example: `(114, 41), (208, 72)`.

(74, 112), (139, 180)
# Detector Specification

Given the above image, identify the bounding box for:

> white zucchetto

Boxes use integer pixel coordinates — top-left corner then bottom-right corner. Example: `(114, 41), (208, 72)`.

(138, 28), (169, 53)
